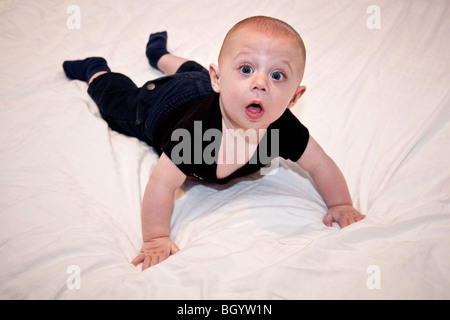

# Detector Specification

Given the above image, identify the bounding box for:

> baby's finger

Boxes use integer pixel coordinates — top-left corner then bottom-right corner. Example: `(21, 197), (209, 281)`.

(339, 217), (350, 228)
(131, 253), (144, 266)
(149, 255), (160, 267)
(171, 243), (180, 254)
(323, 213), (334, 227)
(152, 251), (171, 267)
(142, 255), (151, 271)
(347, 216), (356, 226)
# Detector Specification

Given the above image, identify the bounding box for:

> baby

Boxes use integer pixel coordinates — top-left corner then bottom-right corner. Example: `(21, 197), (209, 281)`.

(63, 16), (364, 271)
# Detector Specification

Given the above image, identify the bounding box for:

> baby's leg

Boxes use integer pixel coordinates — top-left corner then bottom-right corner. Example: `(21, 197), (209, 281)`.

(88, 71), (108, 84)
(86, 72), (150, 143)
(157, 54), (189, 76)
(146, 31), (188, 76)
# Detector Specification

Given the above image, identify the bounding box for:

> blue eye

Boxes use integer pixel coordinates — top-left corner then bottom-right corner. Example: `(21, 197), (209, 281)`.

(270, 72), (285, 81)
(240, 65), (254, 74)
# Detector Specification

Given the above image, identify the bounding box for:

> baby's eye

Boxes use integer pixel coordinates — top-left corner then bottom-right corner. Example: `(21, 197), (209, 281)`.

(270, 72), (286, 81)
(240, 65), (254, 75)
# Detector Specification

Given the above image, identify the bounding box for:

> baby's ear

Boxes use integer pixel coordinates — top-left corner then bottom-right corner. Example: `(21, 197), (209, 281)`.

(288, 85), (306, 108)
(209, 64), (221, 93)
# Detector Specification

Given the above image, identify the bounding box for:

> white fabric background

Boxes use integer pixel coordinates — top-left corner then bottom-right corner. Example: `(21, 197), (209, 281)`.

(0, 0), (449, 299)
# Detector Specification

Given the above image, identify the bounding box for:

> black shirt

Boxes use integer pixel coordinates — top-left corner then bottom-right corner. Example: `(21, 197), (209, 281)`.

(153, 93), (309, 184)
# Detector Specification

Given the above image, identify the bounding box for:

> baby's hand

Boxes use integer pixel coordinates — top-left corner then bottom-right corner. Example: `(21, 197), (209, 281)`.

(323, 204), (365, 228)
(131, 237), (180, 271)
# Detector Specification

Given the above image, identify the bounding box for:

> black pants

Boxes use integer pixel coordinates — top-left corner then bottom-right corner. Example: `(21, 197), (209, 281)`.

(87, 61), (214, 145)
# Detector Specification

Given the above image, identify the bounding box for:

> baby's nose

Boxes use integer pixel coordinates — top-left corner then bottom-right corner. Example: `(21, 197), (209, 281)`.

(251, 73), (268, 93)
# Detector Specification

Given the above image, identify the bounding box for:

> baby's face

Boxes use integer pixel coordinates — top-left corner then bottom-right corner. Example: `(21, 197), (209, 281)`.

(210, 27), (306, 131)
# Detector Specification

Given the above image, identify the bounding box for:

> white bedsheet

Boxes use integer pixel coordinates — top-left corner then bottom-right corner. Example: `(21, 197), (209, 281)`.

(0, 0), (449, 299)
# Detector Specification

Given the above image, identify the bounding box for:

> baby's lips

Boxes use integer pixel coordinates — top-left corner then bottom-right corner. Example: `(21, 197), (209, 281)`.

(245, 104), (265, 120)
(248, 100), (264, 111)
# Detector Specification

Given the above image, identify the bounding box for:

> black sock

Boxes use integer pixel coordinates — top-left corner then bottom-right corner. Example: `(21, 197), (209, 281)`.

(62, 57), (111, 82)
(146, 31), (169, 70)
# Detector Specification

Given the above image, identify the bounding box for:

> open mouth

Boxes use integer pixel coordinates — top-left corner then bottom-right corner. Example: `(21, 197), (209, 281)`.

(245, 102), (265, 120)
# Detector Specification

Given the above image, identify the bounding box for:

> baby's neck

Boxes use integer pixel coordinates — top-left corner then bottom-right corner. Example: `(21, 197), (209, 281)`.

(218, 119), (263, 166)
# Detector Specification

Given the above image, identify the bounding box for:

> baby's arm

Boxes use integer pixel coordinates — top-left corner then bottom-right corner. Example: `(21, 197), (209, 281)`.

(131, 152), (186, 270)
(296, 136), (365, 228)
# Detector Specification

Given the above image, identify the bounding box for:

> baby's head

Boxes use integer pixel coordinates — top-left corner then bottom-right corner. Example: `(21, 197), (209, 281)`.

(209, 16), (307, 131)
